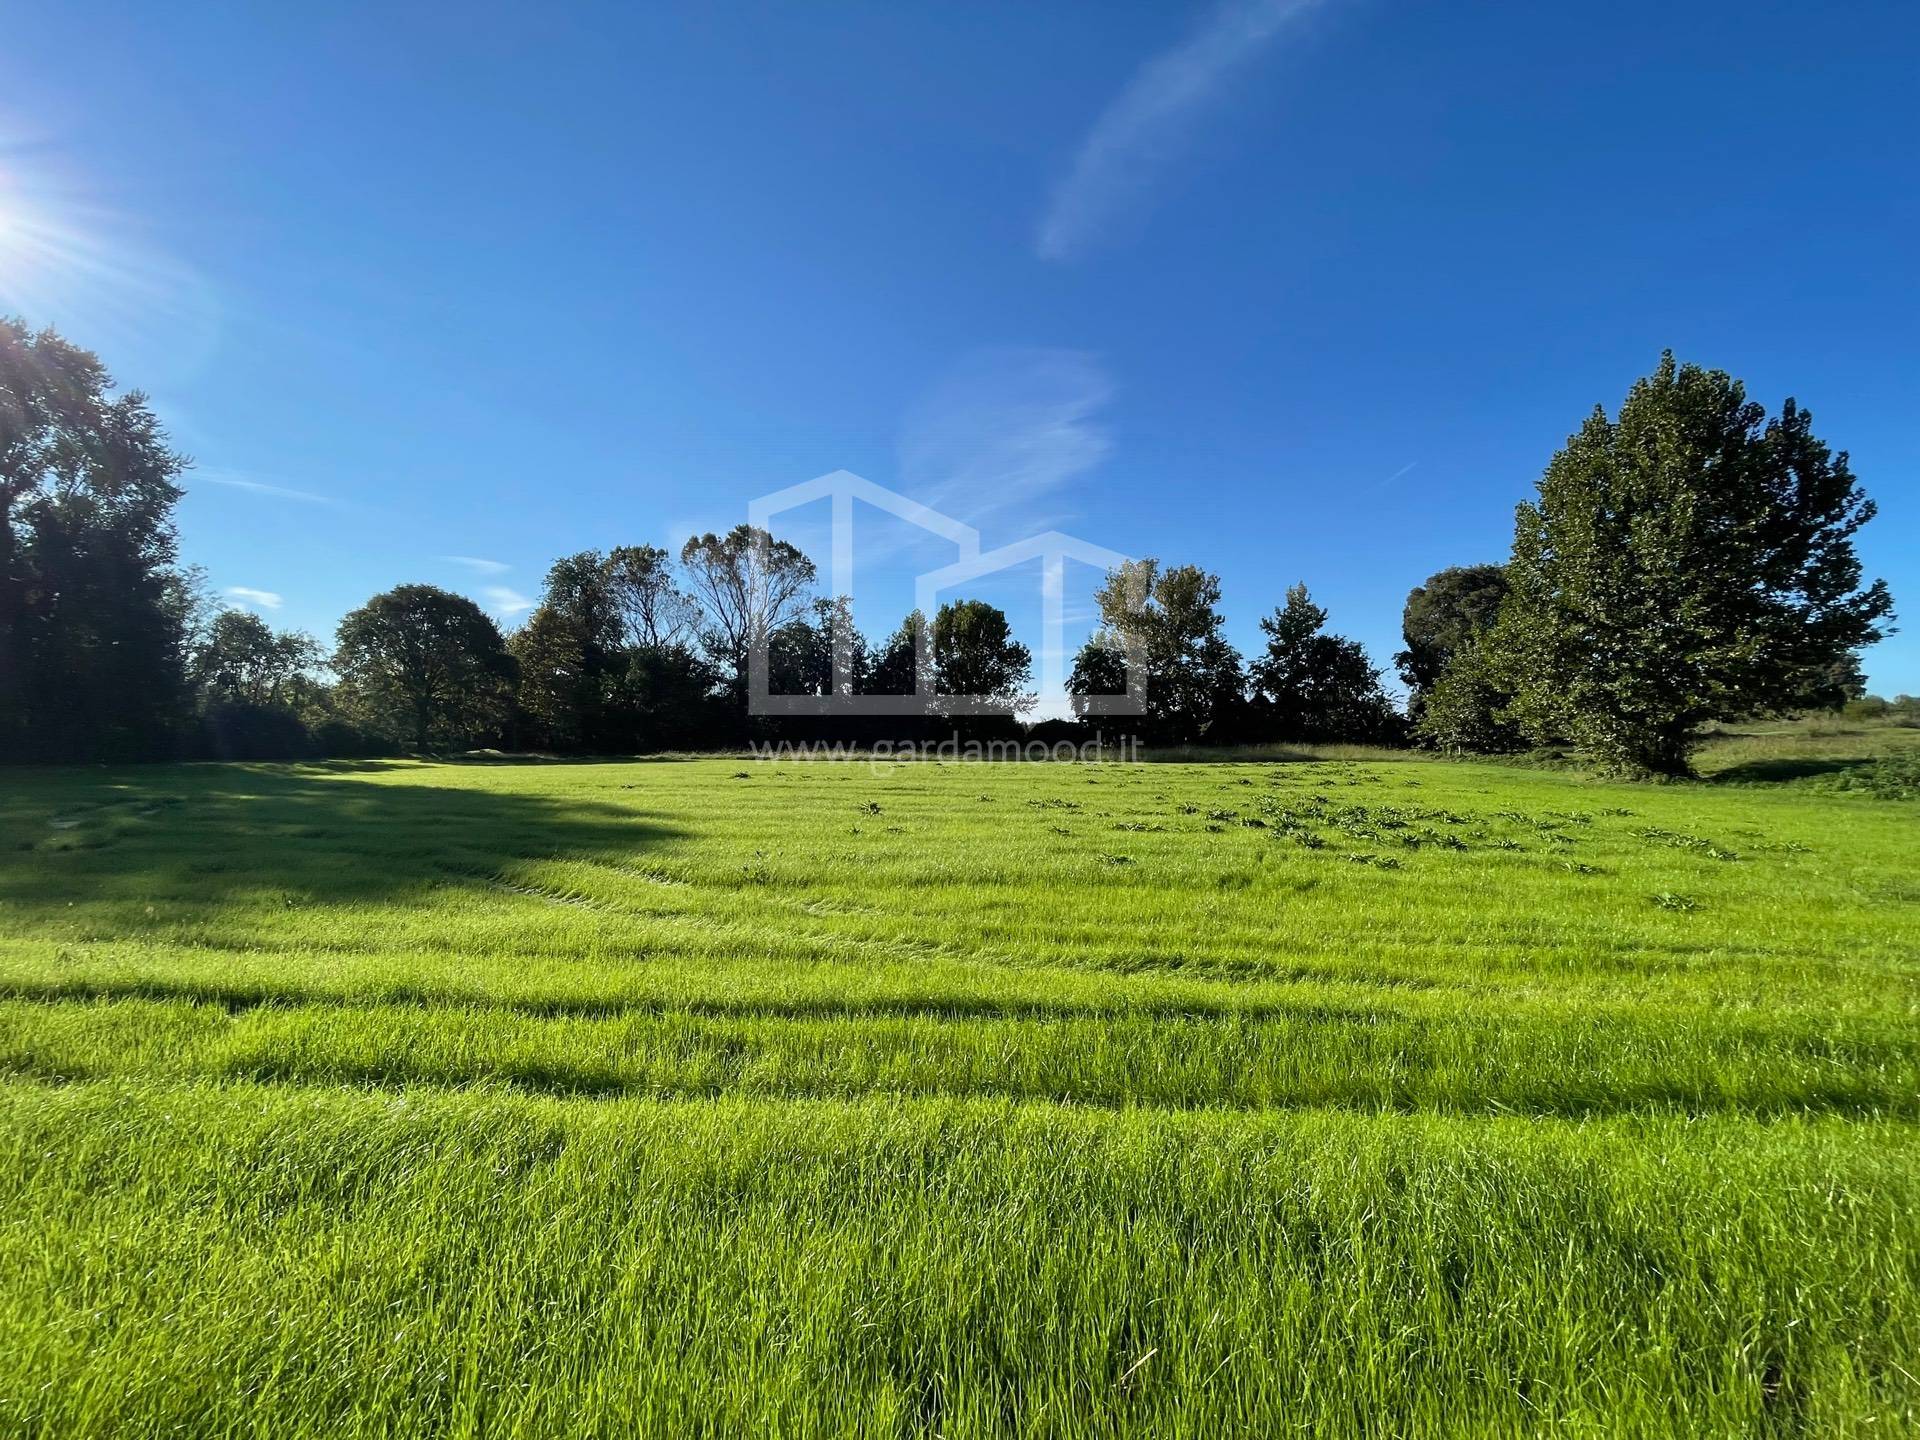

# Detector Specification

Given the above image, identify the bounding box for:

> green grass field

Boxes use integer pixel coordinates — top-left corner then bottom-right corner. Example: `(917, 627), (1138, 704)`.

(2, 740), (1916, 1436)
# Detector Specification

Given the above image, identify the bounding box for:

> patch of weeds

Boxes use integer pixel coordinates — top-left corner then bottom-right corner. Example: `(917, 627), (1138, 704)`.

(1829, 750), (1920, 801)
(1649, 891), (1700, 912)
(1099, 853), (1134, 866)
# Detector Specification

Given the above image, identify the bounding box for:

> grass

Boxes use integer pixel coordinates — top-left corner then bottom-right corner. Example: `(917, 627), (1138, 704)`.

(0, 749), (1916, 1436)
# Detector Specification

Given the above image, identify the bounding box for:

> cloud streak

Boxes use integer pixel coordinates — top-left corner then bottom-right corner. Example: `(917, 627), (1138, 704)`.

(898, 347), (1113, 526)
(483, 585), (535, 617)
(198, 473), (337, 506)
(442, 555), (512, 576)
(1036, 0), (1320, 261)
(224, 586), (283, 611)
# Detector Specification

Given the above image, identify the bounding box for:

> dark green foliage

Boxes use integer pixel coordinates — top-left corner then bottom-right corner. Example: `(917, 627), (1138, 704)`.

(1414, 642), (1525, 754)
(1250, 584), (1402, 744)
(189, 609), (322, 709)
(1397, 564), (1508, 718)
(931, 598), (1032, 712)
(1495, 353), (1893, 776)
(1075, 559), (1243, 743)
(0, 321), (193, 760)
(770, 596), (864, 699)
(864, 609), (931, 702)
(1830, 750), (1920, 801)
(334, 585), (517, 749)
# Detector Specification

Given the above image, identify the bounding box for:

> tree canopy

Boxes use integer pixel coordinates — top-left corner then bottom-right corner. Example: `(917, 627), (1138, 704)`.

(335, 585), (517, 749)
(1493, 353), (1893, 775)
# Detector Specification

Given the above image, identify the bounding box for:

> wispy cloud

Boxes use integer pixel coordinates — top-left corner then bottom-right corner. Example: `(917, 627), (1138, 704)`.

(442, 555), (511, 576)
(224, 586), (283, 611)
(1036, 0), (1321, 261)
(898, 347), (1113, 526)
(483, 585), (534, 617)
(198, 472), (336, 506)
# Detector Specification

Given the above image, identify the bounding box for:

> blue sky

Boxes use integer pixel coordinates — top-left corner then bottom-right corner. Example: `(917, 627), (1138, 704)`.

(3, 0), (1915, 695)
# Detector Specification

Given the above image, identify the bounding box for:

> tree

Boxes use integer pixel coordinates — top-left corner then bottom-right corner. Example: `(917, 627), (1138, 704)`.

(1493, 353), (1894, 776)
(678, 525), (816, 701)
(1082, 559), (1243, 743)
(606, 544), (699, 651)
(1067, 634), (1130, 713)
(334, 584), (517, 749)
(509, 551), (631, 750)
(510, 604), (591, 751)
(769, 596), (863, 699)
(1, 320), (193, 759)
(1412, 643), (1523, 754)
(931, 599), (1032, 712)
(1250, 584), (1401, 744)
(1396, 565), (1508, 707)
(191, 609), (322, 708)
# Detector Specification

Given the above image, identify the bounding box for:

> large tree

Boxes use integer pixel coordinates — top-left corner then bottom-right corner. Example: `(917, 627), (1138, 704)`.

(1, 321), (193, 759)
(678, 525), (816, 702)
(1493, 353), (1893, 775)
(334, 584), (517, 749)
(1250, 584), (1400, 744)
(931, 599), (1032, 713)
(1080, 559), (1243, 743)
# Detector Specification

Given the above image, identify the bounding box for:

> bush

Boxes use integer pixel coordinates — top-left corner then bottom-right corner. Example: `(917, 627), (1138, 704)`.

(1832, 750), (1920, 801)
(1413, 646), (1523, 754)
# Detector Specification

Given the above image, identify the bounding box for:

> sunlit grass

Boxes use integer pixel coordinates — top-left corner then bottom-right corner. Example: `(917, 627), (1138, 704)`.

(0, 752), (1915, 1435)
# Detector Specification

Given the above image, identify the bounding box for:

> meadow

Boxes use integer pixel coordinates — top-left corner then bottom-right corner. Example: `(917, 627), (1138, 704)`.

(1, 733), (1916, 1436)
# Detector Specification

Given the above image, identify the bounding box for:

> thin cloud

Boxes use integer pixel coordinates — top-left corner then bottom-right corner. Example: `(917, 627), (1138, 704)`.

(483, 585), (535, 617)
(899, 347), (1114, 525)
(442, 555), (512, 576)
(224, 586), (283, 611)
(1036, 0), (1321, 261)
(199, 473), (336, 506)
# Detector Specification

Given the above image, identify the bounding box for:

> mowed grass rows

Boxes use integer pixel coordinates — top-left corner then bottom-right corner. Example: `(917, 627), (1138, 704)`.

(1, 755), (1916, 1436)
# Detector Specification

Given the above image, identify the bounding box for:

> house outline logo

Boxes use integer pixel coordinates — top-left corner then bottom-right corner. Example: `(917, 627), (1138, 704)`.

(746, 469), (1145, 717)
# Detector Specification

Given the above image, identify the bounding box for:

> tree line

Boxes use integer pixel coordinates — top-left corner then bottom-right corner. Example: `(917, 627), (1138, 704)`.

(1, 319), (1897, 776)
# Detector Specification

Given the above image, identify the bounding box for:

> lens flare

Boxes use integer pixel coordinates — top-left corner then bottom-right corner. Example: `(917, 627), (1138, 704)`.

(0, 147), (221, 384)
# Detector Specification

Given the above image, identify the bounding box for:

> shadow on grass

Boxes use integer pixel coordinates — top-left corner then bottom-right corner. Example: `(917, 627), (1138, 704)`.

(0, 761), (681, 914)
(1704, 757), (1870, 785)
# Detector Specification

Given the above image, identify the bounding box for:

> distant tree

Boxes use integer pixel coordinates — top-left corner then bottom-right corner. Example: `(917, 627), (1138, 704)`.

(509, 551), (631, 750)
(1067, 633), (1130, 713)
(679, 525), (816, 701)
(1493, 353), (1894, 775)
(866, 610), (931, 700)
(1085, 559), (1243, 743)
(334, 584), (517, 749)
(1396, 565), (1508, 708)
(606, 544), (700, 651)
(769, 596), (864, 698)
(619, 642), (725, 750)
(1250, 584), (1401, 744)
(191, 609), (323, 708)
(510, 603), (591, 751)
(931, 599), (1032, 713)
(1, 320), (194, 759)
